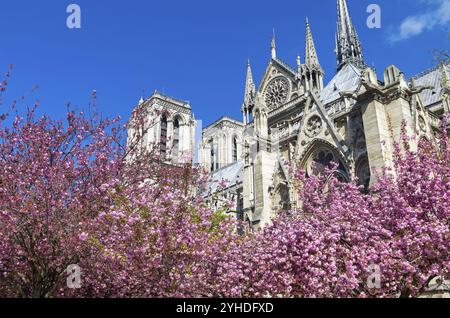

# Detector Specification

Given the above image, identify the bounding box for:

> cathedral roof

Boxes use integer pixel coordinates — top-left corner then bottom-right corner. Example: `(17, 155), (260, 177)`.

(205, 160), (244, 195)
(320, 63), (361, 105)
(410, 62), (450, 108)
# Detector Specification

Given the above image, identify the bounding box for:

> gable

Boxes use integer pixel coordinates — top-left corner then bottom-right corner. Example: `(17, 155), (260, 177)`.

(257, 58), (299, 110)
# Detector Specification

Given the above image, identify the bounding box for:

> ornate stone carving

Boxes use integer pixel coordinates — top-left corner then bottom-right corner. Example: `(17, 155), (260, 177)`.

(264, 77), (290, 109)
(418, 115), (427, 132)
(327, 100), (346, 116)
(350, 115), (367, 153)
(373, 88), (412, 104)
(150, 100), (192, 115)
(305, 115), (323, 138)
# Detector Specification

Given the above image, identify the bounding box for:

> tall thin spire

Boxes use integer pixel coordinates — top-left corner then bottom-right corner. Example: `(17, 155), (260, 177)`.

(243, 59), (256, 107)
(242, 60), (256, 125)
(305, 17), (321, 70)
(336, 0), (365, 71)
(271, 29), (277, 59)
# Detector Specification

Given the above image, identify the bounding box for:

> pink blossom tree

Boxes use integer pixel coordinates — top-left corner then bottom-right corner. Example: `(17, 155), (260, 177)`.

(0, 106), (126, 296)
(210, 121), (449, 298)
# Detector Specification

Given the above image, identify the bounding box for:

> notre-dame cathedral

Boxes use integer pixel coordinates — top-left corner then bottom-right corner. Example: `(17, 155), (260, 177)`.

(128, 0), (450, 228)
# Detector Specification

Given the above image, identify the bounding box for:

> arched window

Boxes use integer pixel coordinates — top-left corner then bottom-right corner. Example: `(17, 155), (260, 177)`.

(173, 117), (180, 161)
(160, 115), (168, 157)
(305, 146), (348, 181)
(356, 158), (371, 190)
(232, 136), (238, 163)
(209, 139), (215, 172)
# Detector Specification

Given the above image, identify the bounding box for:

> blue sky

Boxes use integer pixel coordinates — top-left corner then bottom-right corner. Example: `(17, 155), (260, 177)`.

(0, 0), (448, 127)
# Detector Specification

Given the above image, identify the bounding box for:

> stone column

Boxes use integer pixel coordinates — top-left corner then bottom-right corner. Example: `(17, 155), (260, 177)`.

(361, 99), (394, 184)
(252, 151), (277, 228)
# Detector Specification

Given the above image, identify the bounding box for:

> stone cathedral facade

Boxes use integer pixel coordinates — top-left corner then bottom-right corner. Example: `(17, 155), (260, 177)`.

(128, 0), (450, 229)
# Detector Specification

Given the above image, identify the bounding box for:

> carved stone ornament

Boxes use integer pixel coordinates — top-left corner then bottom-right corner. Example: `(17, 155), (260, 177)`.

(264, 77), (289, 109)
(418, 115), (427, 132)
(305, 115), (323, 138)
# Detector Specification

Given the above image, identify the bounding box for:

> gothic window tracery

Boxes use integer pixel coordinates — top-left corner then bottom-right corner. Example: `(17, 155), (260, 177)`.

(305, 115), (323, 138)
(312, 149), (335, 175)
(305, 146), (348, 181)
(264, 77), (289, 109)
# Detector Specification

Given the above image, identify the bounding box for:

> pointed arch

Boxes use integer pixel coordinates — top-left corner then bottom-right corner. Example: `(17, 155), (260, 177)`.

(232, 135), (239, 163)
(172, 113), (185, 126)
(172, 114), (185, 161)
(299, 139), (350, 180)
(160, 114), (168, 157)
(355, 155), (371, 190)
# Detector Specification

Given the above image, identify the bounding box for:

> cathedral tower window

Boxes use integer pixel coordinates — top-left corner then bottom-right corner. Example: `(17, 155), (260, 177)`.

(173, 117), (180, 161)
(209, 139), (215, 172)
(160, 115), (168, 158)
(232, 136), (238, 163)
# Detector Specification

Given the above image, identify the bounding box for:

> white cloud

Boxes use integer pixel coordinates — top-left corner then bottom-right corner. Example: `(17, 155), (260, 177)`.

(389, 0), (450, 43)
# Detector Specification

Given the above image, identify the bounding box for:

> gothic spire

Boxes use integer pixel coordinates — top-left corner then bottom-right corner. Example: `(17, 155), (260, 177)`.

(243, 59), (256, 107)
(242, 60), (256, 125)
(305, 17), (322, 71)
(336, 0), (365, 71)
(271, 29), (277, 59)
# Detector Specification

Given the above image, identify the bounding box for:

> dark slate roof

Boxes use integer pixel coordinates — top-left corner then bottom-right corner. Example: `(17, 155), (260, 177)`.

(320, 63), (362, 105)
(410, 62), (450, 107)
(205, 160), (244, 195)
